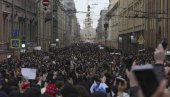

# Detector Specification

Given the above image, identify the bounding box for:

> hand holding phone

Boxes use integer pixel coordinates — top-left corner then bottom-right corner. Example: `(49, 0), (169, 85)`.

(132, 65), (161, 97)
(161, 39), (168, 50)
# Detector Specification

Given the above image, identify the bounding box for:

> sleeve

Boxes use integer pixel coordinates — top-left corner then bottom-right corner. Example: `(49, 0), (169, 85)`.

(129, 86), (139, 97)
(154, 64), (165, 81)
(90, 82), (96, 93)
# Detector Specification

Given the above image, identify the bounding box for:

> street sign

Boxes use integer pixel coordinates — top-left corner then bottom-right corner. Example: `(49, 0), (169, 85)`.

(11, 39), (21, 48)
(42, 0), (49, 6)
(137, 35), (145, 44)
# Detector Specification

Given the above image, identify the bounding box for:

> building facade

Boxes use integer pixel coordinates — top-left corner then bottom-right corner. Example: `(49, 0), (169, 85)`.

(98, 0), (170, 53)
(106, 1), (119, 49)
(0, 0), (37, 60)
(118, 0), (145, 53)
(0, 0), (80, 60)
(96, 10), (108, 43)
(37, 0), (53, 52)
(59, 0), (80, 46)
(145, 0), (170, 49)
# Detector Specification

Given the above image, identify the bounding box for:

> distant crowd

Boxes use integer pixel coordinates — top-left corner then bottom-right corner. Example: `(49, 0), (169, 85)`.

(0, 43), (170, 97)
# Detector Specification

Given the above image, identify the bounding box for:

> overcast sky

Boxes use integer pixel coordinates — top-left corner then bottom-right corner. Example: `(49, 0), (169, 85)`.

(74, 0), (109, 29)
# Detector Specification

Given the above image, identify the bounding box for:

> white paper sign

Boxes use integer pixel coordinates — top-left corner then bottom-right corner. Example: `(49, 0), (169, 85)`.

(99, 47), (104, 50)
(21, 68), (37, 80)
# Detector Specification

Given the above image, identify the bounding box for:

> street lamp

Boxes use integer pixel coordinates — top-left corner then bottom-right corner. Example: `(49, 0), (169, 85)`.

(56, 39), (59, 49)
(21, 44), (26, 48)
(104, 22), (109, 46)
(56, 39), (59, 42)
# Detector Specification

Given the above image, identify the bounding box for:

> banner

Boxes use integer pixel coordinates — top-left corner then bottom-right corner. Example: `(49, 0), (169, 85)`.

(21, 68), (37, 80)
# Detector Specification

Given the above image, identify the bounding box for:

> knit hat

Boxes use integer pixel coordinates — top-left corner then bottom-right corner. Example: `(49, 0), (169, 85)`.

(45, 84), (58, 97)
(22, 81), (30, 90)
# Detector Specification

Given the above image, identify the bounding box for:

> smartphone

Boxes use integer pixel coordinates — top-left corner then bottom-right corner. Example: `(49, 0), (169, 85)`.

(162, 40), (168, 50)
(132, 65), (160, 97)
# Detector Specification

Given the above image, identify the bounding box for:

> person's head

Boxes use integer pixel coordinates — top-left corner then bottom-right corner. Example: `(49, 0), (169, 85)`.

(116, 77), (127, 92)
(23, 87), (41, 97)
(9, 90), (22, 97)
(60, 85), (79, 97)
(93, 75), (100, 83)
(40, 94), (52, 97)
(0, 91), (9, 97)
(74, 85), (89, 97)
(21, 81), (30, 90)
(45, 84), (58, 97)
(89, 93), (107, 97)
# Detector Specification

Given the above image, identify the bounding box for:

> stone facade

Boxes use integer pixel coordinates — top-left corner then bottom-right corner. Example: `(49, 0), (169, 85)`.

(37, 0), (53, 51)
(98, 0), (170, 52)
(118, 0), (145, 52)
(145, 0), (170, 49)
(106, 2), (119, 49)
(0, 0), (37, 59)
(55, 0), (80, 47)
(0, 0), (80, 60)
(96, 10), (108, 43)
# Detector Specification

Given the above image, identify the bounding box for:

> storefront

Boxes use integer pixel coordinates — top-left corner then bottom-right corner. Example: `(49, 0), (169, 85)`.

(118, 30), (144, 53)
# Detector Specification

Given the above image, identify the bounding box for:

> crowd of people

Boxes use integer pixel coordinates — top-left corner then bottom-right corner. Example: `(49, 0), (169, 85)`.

(0, 43), (169, 97)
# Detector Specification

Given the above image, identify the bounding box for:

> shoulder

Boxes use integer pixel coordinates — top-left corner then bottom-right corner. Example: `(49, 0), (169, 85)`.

(123, 92), (129, 97)
(0, 91), (9, 97)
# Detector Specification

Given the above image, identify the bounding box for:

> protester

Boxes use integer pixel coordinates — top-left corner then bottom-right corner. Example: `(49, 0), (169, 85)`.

(0, 43), (169, 97)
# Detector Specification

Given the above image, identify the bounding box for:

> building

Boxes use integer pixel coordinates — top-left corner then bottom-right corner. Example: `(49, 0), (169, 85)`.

(37, 0), (53, 51)
(59, 0), (80, 46)
(117, 0), (145, 53)
(80, 5), (96, 43)
(96, 10), (108, 43)
(0, 0), (37, 60)
(96, 0), (170, 52)
(145, 0), (170, 49)
(105, 1), (119, 49)
(0, 0), (80, 60)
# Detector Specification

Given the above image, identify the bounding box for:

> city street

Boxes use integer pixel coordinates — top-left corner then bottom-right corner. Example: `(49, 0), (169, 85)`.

(0, 0), (170, 97)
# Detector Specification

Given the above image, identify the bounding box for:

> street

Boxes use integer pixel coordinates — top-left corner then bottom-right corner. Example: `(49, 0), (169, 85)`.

(0, 0), (170, 97)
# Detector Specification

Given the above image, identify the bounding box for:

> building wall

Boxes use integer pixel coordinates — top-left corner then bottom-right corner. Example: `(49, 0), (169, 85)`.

(96, 0), (170, 52)
(0, 0), (36, 58)
(37, 0), (52, 51)
(107, 2), (119, 49)
(54, 0), (80, 47)
(168, 0), (170, 48)
(96, 10), (108, 43)
(145, 0), (170, 49)
(118, 0), (145, 53)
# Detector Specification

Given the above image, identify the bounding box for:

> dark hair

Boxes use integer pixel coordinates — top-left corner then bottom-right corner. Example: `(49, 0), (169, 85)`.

(93, 75), (100, 83)
(9, 90), (22, 97)
(0, 91), (9, 97)
(60, 85), (79, 97)
(89, 93), (107, 97)
(74, 85), (89, 97)
(23, 87), (41, 97)
(40, 94), (52, 97)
